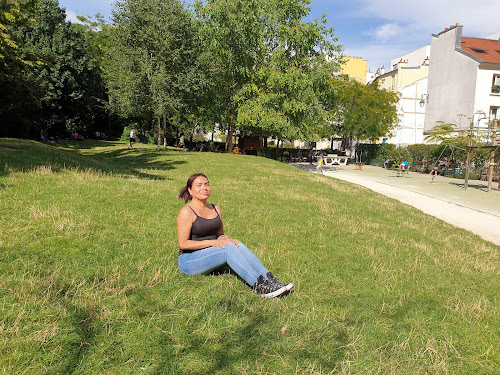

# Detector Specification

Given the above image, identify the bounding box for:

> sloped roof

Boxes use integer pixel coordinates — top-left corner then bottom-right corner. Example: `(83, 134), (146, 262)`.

(460, 37), (500, 63)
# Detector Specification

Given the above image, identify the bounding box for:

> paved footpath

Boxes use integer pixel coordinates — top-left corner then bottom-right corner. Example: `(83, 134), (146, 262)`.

(291, 163), (500, 246)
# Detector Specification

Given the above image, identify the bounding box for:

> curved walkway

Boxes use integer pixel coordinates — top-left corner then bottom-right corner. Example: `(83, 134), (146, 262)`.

(291, 163), (500, 246)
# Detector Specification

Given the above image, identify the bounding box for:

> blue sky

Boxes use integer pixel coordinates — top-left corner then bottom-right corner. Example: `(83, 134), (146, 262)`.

(59, 0), (500, 72)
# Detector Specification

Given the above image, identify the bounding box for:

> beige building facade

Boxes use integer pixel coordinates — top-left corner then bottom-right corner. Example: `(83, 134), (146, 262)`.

(373, 46), (430, 145)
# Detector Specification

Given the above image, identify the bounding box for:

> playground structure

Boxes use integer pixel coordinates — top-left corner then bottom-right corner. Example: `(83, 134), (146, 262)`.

(428, 115), (499, 191)
(463, 115), (499, 192)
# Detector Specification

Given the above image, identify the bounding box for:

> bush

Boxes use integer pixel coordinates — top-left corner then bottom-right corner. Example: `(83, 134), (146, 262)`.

(406, 144), (439, 162)
(387, 147), (412, 165)
(257, 147), (279, 160)
(374, 143), (396, 160)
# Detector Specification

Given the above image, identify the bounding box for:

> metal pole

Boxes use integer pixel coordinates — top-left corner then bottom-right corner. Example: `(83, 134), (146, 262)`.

(464, 123), (473, 190)
(488, 149), (495, 192)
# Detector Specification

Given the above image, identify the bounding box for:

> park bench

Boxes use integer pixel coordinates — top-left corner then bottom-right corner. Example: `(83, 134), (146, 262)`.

(480, 166), (500, 181)
(413, 160), (432, 173)
(480, 166), (500, 190)
(388, 164), (410, 177)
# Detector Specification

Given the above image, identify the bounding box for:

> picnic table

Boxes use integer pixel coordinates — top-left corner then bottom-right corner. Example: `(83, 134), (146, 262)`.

(323, 154), (349, 166)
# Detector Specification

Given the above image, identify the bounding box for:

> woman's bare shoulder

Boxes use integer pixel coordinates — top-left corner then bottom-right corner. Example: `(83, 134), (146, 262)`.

(178, 205), (195, 219)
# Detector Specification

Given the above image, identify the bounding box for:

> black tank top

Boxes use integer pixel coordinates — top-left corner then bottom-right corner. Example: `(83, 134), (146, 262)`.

(179, 204), (221, 254)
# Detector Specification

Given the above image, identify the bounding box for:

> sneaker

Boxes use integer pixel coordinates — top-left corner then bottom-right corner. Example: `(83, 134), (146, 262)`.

(266, 272), (294, 291)
(253, 275), (288, 298)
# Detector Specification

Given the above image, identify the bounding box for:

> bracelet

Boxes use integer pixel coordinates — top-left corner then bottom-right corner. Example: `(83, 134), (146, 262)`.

(218, 235), (228, 239)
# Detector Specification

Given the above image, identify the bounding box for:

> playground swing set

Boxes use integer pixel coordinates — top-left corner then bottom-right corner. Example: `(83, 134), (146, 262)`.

(429, 143), (465, 182)
(429, 118), (499, 192)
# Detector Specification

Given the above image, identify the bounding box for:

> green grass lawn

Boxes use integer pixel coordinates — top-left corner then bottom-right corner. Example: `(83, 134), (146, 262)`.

(1, 138), (498, 374)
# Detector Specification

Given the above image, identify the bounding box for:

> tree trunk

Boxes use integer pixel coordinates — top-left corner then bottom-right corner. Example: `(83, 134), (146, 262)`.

(226, 107), (236, 152)
(157, 117), (161, 150)
(163, 115), (167, 150)
(226, 122), (234, 152)
(226, 87), (235, 152)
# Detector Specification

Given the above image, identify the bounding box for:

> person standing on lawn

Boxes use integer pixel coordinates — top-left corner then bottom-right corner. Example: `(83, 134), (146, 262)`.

(128, 126), (136, 148)
(176, 173), (293, 298)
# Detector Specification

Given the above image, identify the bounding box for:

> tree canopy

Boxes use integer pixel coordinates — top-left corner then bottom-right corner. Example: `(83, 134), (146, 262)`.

(0, 0), (107, 137)
(1, 0), (400, 149)
(327, 76), (399, 143)
(194, 0), (343, 150)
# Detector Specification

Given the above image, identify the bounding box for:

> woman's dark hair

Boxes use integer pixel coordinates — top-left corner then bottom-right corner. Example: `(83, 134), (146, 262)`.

(178, 173), (208, 203)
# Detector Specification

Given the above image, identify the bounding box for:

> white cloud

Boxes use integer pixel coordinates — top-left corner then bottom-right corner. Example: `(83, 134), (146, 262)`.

(373, 23), (404, 43)
(358, 0), (500, 38)
(345, 44), (410, 71)
(64, 9), (81, 24)
(346, 0), (500, 70)
(59, 0), (115, 22)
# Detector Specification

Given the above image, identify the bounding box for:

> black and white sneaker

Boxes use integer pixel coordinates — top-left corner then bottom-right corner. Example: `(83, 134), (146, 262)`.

(266, 272), (294, 291)
(253, 275), (288, 298)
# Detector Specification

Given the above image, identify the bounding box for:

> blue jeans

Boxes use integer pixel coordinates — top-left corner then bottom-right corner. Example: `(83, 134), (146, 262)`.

(178, 242), (269, 286)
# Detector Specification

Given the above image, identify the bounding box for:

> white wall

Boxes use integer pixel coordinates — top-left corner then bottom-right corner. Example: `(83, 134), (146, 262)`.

(424, 26), (479, 132)
(391, 45), (430, 70)
(474, 67), (500, 126)
(385, 78), (427, 145)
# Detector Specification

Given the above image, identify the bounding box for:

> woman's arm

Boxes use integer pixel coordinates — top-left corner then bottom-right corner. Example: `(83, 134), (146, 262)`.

(214, 205), (240, 246)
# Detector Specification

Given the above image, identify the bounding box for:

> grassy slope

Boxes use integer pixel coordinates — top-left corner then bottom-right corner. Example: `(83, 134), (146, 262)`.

(0, 138), (498, 374)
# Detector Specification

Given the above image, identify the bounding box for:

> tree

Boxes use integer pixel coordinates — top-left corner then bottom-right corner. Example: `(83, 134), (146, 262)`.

(108, 0), (206, 148)
(194, 0), (342, 150)
(24, 0), (107, 136)
(328, 76), (398, 145)
(236, 12), (342, 142)
(0, 0), (43, 137)
(424, 121), (457, 143)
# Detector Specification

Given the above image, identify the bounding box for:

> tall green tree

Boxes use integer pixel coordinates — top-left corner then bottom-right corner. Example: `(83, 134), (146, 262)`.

(194, 0), (342, 150)
(328, 76), (398, 145)
(193, 0), (268, 151)
(23, 0), (107, 136)
(108, 0), (206, 147)
(0, 0), (43, 137)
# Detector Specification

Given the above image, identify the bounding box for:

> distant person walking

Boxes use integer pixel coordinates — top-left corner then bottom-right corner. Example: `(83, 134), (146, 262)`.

(128, 126), (136, 148)
(316, 154), (324, 174)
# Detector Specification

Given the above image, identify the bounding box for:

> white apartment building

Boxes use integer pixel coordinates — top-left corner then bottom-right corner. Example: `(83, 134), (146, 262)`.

(373, 46), (430, 146)
(424, 25), (500, 133)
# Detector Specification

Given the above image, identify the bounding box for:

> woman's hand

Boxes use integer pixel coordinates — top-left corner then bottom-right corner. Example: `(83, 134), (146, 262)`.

(214, 235), (239, 250)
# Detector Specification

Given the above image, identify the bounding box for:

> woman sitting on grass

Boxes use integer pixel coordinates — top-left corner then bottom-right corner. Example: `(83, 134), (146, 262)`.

(176, 173), (293, 298)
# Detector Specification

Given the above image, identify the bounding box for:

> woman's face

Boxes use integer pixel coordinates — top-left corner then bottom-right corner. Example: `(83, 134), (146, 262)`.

(188, 176), (211, 201)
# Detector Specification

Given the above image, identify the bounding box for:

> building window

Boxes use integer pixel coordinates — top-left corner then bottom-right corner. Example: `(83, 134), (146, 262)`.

(491, 106), (499, 120)
(492, 74), (500, 94)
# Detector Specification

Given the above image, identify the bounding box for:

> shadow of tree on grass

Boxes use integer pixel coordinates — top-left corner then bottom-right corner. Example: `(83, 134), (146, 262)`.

(0, 139), (186, 180)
